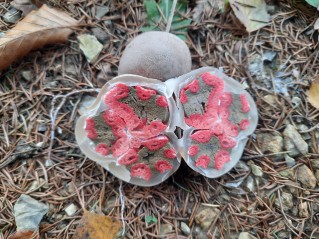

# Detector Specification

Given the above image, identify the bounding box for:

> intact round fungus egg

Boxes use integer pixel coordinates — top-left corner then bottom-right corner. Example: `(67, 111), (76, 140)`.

(118, 31), (192, 81)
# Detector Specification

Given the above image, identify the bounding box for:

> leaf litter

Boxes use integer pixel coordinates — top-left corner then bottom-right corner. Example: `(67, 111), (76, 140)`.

(8, 194), (48, 239)
(1, 0), (319, 238)
(229, 0), (270, 32)
(307, 78), (319, 109)
(0, 4), (79, 71)
(72, 210), (122, 239)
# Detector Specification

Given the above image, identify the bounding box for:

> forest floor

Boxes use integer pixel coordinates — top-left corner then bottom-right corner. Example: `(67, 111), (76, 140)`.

(1, 0), (319, 239)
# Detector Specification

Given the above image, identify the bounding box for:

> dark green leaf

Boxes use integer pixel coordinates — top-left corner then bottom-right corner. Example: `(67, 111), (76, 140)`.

(306, 0), (319, 8)
(171, 19), (192, 30)
(144, 0), (159, 21)
(142, 0), (191, 41)
(145, 215), (158, 224)
(141, 25), (159, 32)
(176, 34), (187, 41)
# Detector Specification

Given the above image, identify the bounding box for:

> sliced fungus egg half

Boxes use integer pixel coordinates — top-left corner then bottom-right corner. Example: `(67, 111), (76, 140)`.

(179, 71), (258, 177)
(75, 68), (258, 186)
(77, 79), (180, 186)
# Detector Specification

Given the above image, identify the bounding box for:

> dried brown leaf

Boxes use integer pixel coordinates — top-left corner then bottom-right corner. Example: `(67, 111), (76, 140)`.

(72, 211), (122, 239)
(192, 0), (227, 23)
(229, 0), (270, 32)
(307, 79), (319, 109)
(0, 4), (78, 71)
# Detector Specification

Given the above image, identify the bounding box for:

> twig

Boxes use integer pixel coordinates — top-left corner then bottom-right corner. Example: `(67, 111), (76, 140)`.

(48, 89), (100, 163)
(119, 181), (126, 236)
(165, 0), (177, 32)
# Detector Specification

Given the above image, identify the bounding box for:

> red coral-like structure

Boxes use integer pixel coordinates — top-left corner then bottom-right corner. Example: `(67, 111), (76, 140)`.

(86, 84), (175, 181)
(190, 130), (213, 143)
(136, 85), (156, 100)
(155, 160), (173, 173)
(85, 72), (253, 177)
(195, 155), (210, 168)
(164, 149), (177, 159)
(131, 163), (152, 181)
(214, 150), (230, 170)
(188, 145), (199, 156)
(85, 118), (97, 139)
(118, 149), (138, 165)
(96, 143), (109, 156)
(156, 96), (169, 107)
(182, 72), (251, 171)
(240, 94), (250, 113)
(240, 119), (250, 130)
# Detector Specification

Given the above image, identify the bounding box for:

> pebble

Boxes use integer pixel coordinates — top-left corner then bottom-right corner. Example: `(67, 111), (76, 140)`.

(180, 222), (190, 235)
(291, 96), (301, 108)
(194, 226), (208, 239)
(3, 7), (21, 24)
(297, 124), (311, 140)
(243, 175), (255, 193)
(38, 123), (47, 132)
(65, 63), (77, 76)
(315, 170), (319, 182)
(285, 180), (300, 196)
(292, 206), (298, 216)
(21, 70), (34, 81)
(14, 194), (49, 231)
(249, 163), (263, 177)
(296, 164), (317, 189)
(274, 192), (293, 211)
(298, 202), (309, 218)
(283, 124), (308, 156)
(159, 223), (173, 235)
(77, 34), (103, 63)
(92, 27), (109, 44)
(277, 230), (290, 239)
(284, 154), (296, 167)
(256, 132), (284, 159)
(13, 139), (36, 159)
(238, 232), (258, 239)
(279, 168), (295, 180)
(64, 203), (78, 216)
(27, 178), (49, 192)
(35, 142), (46, 148)
(44, 81), (58, 88)
(95, 6), (109, 19)
(262, 51), (277, 62)
(195, 207), (220, 231)
(263, 94), (279, 108)
(57, 127), (63, 135)
(311, 159), (319, 169)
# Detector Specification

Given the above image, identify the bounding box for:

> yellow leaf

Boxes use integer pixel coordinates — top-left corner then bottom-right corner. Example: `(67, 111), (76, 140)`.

(72, 211), (123, 239)
(229, 0), (270, 32)
(0, 4), (78, 71)
(307, 79), (319, 109)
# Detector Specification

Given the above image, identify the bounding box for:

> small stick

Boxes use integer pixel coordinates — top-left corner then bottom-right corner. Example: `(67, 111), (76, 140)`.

(48, 89), (100, 163)
(165, 0), (178, 32)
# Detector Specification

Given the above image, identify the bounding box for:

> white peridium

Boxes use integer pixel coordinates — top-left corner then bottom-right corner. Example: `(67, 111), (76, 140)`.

(118, 31), (192, 81)
(75, 67), (259, 185)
